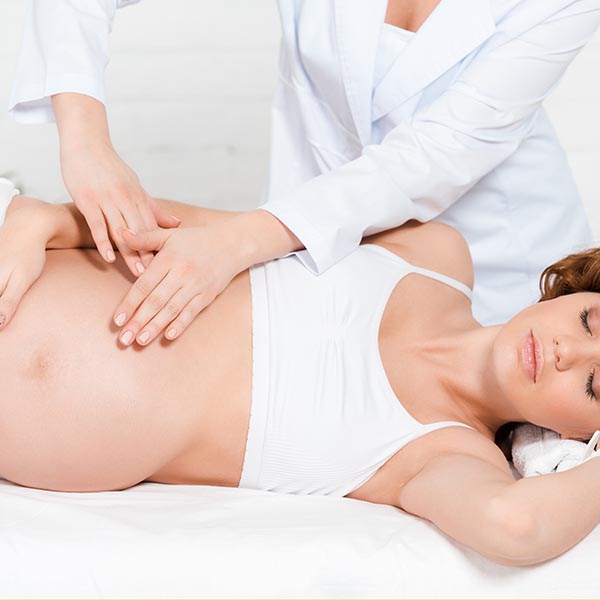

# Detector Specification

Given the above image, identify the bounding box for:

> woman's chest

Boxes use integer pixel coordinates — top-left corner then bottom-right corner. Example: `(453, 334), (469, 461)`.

(347, 276), (474, 504)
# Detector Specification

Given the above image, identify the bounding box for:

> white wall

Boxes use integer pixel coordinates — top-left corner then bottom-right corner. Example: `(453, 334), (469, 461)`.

(1, 0), (599, 237)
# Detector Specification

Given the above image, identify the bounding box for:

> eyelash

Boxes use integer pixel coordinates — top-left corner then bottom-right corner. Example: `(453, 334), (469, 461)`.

(587, 371), (596, 401)
(580, 308), (596, 400)
(580, 308), (592, 334)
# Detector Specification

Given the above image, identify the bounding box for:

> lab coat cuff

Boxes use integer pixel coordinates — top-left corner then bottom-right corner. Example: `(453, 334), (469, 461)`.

(259, 202), (343, 275)
(8, 72), (106, 124)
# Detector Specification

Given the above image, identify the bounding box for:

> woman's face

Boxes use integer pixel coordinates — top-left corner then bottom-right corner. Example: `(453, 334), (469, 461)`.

(492, 291), (600, 440)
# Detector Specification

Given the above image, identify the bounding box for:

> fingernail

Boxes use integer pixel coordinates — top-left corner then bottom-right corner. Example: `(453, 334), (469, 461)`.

(138, 331), (150, 344)
(170, 215), (181, 223)
(106, 249), (116, 261)
(166, 328), (177, 339)
(120, 330), (133, 345)
(0, 313), (6, 327)
(115, 313), (126, 326)
(135, 262), (145, 274)
(125, 228), (137, 236)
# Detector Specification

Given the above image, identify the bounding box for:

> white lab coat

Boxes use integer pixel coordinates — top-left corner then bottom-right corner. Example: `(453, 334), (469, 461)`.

(8, 0), (600, 325)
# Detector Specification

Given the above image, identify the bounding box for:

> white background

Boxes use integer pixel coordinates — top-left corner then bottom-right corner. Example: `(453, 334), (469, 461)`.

(1, 0), (599, 238)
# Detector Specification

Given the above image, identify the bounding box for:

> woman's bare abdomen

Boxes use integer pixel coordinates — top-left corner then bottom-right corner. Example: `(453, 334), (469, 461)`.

(0, 249), (252, 492)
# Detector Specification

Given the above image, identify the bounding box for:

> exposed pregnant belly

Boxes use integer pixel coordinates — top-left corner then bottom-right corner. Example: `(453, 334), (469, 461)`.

(0, 249), (252, 492)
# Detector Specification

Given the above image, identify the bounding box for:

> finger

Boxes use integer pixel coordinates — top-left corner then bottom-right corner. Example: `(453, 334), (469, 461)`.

(163, 294), (210, 342)
(81, 206), (116, 263)
(119, 201), (155, 267)
(148, 197), (182, 229)
(104, 208), (145, 277)
(0, 273), (28, 330)
(137, 194), (160, 231)
(133, 287), (189, 346)
(120, 227), (172, 253)
(117, 271), (183, 346)
(113, 257), (170, 334)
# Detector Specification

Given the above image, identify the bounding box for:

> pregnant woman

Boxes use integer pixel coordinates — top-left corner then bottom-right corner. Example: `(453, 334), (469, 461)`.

(1, 193), (600, 567)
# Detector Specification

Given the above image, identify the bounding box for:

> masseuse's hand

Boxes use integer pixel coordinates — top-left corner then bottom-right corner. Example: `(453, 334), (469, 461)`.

(53, 93), (181, 277)
(0, 196), (51, 330)
(112, 209), (302, 346)
(112, 219), (246, 346)
(60, 139), (181, 276)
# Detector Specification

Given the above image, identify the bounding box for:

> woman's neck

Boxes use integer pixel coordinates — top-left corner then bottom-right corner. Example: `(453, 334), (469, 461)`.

(413, 321), (523, 436)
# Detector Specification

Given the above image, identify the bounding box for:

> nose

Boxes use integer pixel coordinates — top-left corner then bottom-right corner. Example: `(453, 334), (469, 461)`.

(554, 334), (600, 371)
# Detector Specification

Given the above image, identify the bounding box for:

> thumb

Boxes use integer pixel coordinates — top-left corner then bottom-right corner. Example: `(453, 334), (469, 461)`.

(0, 275), (28, 331)
(148, 198), (182, 229)
(120, 227), (173, 252)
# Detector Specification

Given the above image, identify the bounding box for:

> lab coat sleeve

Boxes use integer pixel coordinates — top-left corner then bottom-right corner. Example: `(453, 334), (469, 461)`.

(7, 0), (140, 124)
(260, 0), (600, 275)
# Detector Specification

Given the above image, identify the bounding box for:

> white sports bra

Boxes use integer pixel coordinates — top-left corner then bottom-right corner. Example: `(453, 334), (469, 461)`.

(239, 244), (476, 497)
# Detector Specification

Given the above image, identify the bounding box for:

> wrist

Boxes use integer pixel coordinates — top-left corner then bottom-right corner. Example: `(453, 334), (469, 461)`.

(52, 92), (112, 150)
(230, 209), (303, 268)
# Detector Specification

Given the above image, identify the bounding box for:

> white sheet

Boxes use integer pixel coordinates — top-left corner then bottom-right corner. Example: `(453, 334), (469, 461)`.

(1, 478), (599, 598)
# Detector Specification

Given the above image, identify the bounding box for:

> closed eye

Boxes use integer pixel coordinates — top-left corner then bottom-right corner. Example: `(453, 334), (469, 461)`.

(587, 371), (596, 401)
(580, 308), (592, 335)
(581, 308), (597, 400)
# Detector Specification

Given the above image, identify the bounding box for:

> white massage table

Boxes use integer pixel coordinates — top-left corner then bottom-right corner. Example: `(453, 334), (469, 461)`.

(1, 476), (599, 598)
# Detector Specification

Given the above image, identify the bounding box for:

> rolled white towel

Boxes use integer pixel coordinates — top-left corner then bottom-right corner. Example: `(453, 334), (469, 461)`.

(0, 178), (20, 227)
(512, 424), (600, 477)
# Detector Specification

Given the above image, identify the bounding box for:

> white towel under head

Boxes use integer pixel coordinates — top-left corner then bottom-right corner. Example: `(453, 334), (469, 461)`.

(0, 178), (20, 226)
(512, 424), (600, 477)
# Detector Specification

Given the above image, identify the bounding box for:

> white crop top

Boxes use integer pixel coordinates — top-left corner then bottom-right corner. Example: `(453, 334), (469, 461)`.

(239, 244), (476, 497)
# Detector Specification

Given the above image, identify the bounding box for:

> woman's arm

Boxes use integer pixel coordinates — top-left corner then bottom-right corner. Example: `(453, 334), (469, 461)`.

(0, 196), (57, 329)
(40, 197), (301, 268)
(42, 198), (233, 250)
(398, 430), (600, 566)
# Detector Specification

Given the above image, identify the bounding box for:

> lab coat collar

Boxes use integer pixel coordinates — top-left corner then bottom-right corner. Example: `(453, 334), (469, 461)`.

(335, 0), (496, 142)
(333, 0), (389, 146)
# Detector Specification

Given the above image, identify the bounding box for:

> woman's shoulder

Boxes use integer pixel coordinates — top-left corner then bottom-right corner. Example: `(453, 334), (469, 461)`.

(362, 220), (474, 291)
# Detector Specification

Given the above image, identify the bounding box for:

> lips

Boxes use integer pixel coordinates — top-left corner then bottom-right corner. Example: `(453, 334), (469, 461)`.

(521, 331), (537, 383)
(532, 331), (544, 382)
(521, 330), (544, 383)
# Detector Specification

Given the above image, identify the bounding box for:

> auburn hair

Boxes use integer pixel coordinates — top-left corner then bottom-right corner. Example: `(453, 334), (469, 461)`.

(539, 246), (600, 301)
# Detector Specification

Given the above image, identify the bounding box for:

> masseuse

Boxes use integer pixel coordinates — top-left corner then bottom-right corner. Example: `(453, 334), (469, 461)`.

(6, 0), (600, 345)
